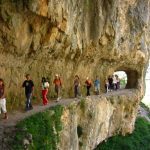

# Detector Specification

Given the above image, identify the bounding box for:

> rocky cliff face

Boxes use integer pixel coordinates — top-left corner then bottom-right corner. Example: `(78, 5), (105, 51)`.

(59, 90), (140, 150)
(0, 0), (149, 103)
(0, 90), (141, 150)
(0, 0), (150, 149)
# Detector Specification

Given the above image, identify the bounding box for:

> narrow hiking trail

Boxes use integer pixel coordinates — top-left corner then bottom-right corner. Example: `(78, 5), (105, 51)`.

(0, 89), (136, 129)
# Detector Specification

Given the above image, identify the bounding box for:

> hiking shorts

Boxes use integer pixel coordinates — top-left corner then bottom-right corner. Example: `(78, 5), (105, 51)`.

(0, 98), (7, 114)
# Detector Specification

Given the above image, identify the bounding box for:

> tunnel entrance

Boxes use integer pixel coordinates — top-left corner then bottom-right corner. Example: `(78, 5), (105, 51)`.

(113, 71), (127, 89)
(114, 69), (138, 89)
(105, 69), (138, 93)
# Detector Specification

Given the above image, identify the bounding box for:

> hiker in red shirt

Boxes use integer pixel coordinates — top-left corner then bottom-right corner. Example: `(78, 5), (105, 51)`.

(85, 77), (92, 96)
(53, 74), (62, 102)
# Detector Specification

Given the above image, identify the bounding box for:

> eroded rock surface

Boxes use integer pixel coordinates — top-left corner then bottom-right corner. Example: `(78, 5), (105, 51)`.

(0, 0), (150, 149)
(0, 90), (142, 150)
(59, 90), (140, 150)
(0, 0), (149, 101)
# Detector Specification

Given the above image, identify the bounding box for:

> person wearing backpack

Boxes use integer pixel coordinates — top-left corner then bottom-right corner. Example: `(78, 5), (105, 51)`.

(85, 77), (92, 96)
(41, 77), (49, 105)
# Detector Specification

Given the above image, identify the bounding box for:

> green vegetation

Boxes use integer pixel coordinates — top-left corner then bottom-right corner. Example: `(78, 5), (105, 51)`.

(120, 79), (127, 89)
(11, 105), (63, 150)
(95, 117), (150, 150)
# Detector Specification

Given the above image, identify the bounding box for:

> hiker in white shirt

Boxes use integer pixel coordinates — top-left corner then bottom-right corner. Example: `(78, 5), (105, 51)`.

(113, 75), (117, 90)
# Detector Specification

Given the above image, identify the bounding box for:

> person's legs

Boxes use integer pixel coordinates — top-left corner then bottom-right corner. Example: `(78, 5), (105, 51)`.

(115, 83), (117, 90)
(108, 84), (111, 91)
(45, 89), (48, 104)
(28, 93), (33, 109)
(89, 87), (91, 95)
(111, 83), (113, 90)
(117, 82), (120, 89)
(1, 98), (7, 119)
(86, 86), (88, 96)
(106, 85), (108, 93)
(0, 100), (2, 115)
(116, 83), (118, 90)
(95, 86), (100, 95)
(55, 86), (61, 101)
(58, 86), (61, 99)
(77, 86), (80, 97)
(87, 86), (90, 96)
(55, 86), (59, 98)
(74, 86), (78, 97)
(42, 90), (45, 105)
(25, 93), (32, 110)
(42, 90), (48, 105)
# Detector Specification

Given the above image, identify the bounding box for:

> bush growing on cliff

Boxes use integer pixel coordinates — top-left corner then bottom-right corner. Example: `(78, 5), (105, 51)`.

(95, 117), (150, 150)
(11, 105), (63, 150)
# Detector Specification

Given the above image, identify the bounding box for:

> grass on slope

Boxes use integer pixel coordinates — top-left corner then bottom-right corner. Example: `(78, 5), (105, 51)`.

(95, 117), (150, 150)
(11, 105), (63, 150)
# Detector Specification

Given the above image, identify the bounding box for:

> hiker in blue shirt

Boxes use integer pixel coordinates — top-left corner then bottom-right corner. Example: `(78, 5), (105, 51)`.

(94, 76), (100, 95)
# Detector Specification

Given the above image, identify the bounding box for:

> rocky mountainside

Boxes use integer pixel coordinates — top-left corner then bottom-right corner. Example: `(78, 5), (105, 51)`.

(0, 90), (141, 150)
(0, 0), (150, 149)
(0, 0), (149, 102)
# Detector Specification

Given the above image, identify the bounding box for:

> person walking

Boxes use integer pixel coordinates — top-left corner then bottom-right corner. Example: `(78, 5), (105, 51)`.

(115, 75), (120, 90)
(53, 74), (62, 102)
(108, 75), (113, 91)
(85, 77), (92, 96)
(41, 77), (49, 105)
(113, 75), (117, 90)
(74, 75), (80, 98)
(94, 76), (100, 95)
(22, 74), (34, 111)
(0, 79), (8, 119)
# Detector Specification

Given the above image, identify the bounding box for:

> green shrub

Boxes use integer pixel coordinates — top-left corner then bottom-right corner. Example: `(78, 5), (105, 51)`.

(95, 117), (150, 150)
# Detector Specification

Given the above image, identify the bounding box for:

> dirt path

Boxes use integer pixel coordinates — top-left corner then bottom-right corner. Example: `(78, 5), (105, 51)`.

(0, 89), (137, 129)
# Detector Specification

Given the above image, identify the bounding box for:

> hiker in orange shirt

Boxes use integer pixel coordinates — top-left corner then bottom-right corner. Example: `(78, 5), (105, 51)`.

(85, 77), (92, 96)
(53, 74), (62, 102)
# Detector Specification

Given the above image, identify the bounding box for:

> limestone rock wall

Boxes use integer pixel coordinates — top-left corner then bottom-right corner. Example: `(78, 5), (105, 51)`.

(0, 0), (150, 107)
(59, 90), (140, 150)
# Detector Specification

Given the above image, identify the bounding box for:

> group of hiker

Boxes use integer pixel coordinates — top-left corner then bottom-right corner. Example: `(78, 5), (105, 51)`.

(0, 73), (121, 119)
(105, 75), (120, 92)
(22, 74), (62, 111)
(74, 75), (100, 98)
